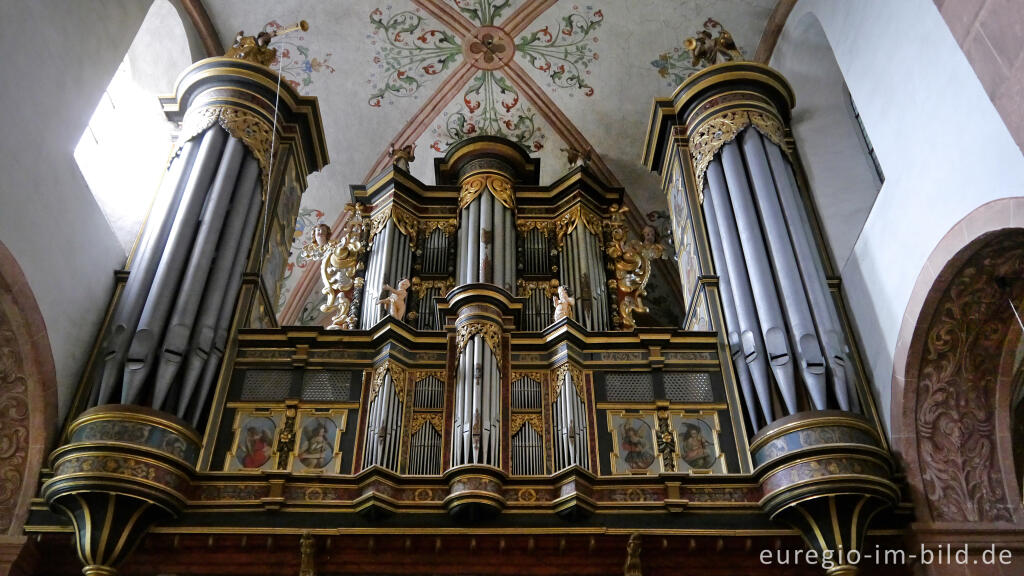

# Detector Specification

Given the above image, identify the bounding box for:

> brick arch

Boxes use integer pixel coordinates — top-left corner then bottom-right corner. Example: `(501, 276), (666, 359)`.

(892, 198), (1024, 529)
(0, 240), (57, 543)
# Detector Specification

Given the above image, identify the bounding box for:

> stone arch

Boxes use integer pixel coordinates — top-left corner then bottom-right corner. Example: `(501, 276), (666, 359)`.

(0, 240), (58, 540)
(893, 198), (1024, 526)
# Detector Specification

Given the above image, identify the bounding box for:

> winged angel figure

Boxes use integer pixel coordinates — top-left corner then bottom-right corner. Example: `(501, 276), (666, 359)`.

(300, 204), (366, 330)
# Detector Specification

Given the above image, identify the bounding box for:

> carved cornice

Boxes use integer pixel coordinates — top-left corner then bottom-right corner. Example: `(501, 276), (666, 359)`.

(410, 412), (444, 435)
(510, 413), (544, 436)
(179, 105), (275, 190)
(455, 320), (503, 373)
(689, 109), (786, 198)
(459, 172), (515, 213)
(552, 361), (584, 401)
(370, 360), (408, 405)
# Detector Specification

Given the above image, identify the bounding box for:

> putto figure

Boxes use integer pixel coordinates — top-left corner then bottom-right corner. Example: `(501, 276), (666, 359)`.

(606, 205), (664, 330)
(552, 285), (575, 323)
(300, 204), (366, 330)
(225, 20), (309, 67)
(379, 278), (411, 321)
(388, 142), (416, 171)
(684, 18), (743, 68)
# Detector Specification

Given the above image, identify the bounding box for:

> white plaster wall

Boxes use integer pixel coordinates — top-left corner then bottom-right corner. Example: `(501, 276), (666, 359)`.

(772, 0), (1024, 434)
(0, 1), (154, 424)
(771, 12), (881, 271)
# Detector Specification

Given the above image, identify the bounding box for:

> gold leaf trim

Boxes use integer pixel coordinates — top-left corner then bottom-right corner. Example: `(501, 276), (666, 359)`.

(410, 277), (455, 298)
(367, 203), (420, 248)
(515, 279), (559, 299)
(459, 173), (515, 213)
(369, 360), (408, 405)
(178, 105), (276, 191)
(555, 205), (605, 247)
(516, 219), (555, 233)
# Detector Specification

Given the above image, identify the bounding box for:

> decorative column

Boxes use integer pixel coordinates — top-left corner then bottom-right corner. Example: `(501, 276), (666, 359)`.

(46, 52), (327, 576)
(643, 61), (894, 575)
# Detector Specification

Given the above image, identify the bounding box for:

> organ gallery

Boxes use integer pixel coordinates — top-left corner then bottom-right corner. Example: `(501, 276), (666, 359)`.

(5, 2), (1023, 576)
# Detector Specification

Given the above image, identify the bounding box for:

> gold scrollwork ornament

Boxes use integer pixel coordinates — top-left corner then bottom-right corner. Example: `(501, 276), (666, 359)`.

(369, 360), (408, 404)
(459, 173), (515, 213)
(300, 204), (366, 330)
(605, 206), (663, 330)
(455, 321), (503, 372)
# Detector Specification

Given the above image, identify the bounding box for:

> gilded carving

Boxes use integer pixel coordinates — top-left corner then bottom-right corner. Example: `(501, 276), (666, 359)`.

(510, 413), (544, 436)
(555, 205), (604, 247)
(370, 360), (408, 405)
(914, 235), (1023, 523)
(516, 279), (559, 300)
(178, 105), (277, 190)
(684, 18), (743, 69)
(368, 203), (420, 248)
(459, 172), (515, 213)
(516, 219), (554, 234)
(410, 277), (455, 298)
(422, 218), (458, 237)
(552, 361), (584, 401)
(410, 412), (444, 435)
(688, 109), (787, 198)
(455, 320), (504, 373)
(605, 205), (663, 330)
(300, 204), (367, 330)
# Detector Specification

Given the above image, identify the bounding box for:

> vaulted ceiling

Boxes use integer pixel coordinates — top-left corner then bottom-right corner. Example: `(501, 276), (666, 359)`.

(200, 0), (777, 318)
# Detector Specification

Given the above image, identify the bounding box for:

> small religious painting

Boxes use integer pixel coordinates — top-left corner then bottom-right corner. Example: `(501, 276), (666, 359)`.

(608, 412), (659, 474)
(226, 411), (281, 472)
(671, 412), (726, 474)
(291, 410), (346, 474)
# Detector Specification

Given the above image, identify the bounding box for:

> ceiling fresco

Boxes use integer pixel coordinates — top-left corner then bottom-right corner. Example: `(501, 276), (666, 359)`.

(201, 0), (775, 321)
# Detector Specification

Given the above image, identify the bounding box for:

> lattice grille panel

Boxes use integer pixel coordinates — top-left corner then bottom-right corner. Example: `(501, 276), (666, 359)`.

(301, 371), (352, 401)
(605, 372), (654, 402)
(240, 370), (292, 401)
(664, 372), (713, 403)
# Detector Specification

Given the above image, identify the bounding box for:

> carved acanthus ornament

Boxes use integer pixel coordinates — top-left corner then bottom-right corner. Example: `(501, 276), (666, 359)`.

(370, 360), (408, 405)
(555, 205), (605, 247)
(512, 371), (547, 387)
(688, 109), (787, 197)
(0, 327), (29, 534)
(510, 413), (544, 436)
(367, 203), (420, 248)
(300, 205), (367, 330)
(552, 361), (584, 401)
(914, 234), (1023, 523)
(410, 412), (444, 435)
(515, 219), (554, 234)
(516, 279), (559, 299)
(459, 172), (515, 213)
(410, 277), (455, 298)
(178, 105), (276, 190)
(605, 206), (663, 330)
(455, 321), (503, 372)
(421, 218), (458, 237)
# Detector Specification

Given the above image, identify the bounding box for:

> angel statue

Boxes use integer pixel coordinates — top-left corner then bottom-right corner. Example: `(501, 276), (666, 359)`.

(684, 18), (743, 69)
(551, 285), (575, 323)
(299, 204), (366, 330)
(606, 206), (664, 330)
(378, 278), (410, 322)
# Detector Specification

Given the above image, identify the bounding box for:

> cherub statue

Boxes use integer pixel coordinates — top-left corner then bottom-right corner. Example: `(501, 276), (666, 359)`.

(378, 278), (410, 321)
(388, 143), (416, 171)
(552, 285), (575, 323)
(299, 204), (366, 330)
(684, 18), (743, 69)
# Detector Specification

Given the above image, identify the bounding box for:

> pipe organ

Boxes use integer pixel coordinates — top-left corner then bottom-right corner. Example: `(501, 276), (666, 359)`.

(31, 58), (905, 576)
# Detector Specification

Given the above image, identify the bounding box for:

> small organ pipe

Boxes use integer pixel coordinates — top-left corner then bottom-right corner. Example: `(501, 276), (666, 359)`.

(481, 342), (492, 463)
(706, 159), (775, 424)
(741, 130), (827, 410)
(765, 143), (857, 412)
(505, 210), (515, 293)
(493, 200), (505, 290)
(122, 128), (229, 404)
(721, 142), (797, 415)
(703, 191), (762, 429)
(152, 138), (247, 409)
(458, 207), (468, 284)
(466, 199), (480, 284)
(471, 336), (483, 463)
(480, 191), (493, 283)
